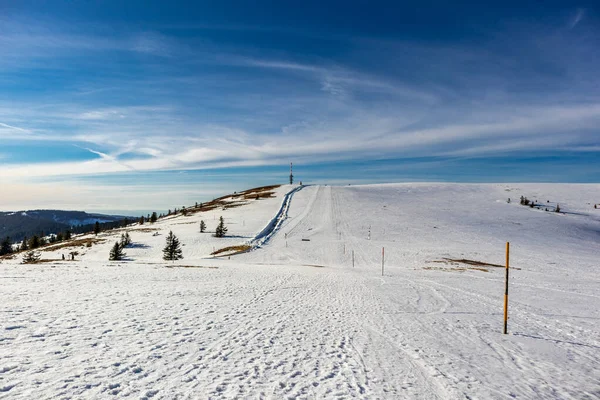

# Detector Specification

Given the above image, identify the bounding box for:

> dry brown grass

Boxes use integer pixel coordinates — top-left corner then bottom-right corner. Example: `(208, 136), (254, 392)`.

(425, 257), (522, 273)
(238, 185), (280, 195)
(183, 184), (281, 215)
(223, 201), (248, 209)
(22, 258), (68, 264)
(211, 245), (252, 256)
(424, 266), (484, 273)
(129, 228), (161, 232)
(41, 238), (105, 252)
(243, 191), (275, 200)
(434, 258), (521, 270)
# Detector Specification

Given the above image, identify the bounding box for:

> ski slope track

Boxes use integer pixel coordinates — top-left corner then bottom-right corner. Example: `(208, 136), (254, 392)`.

(249, 185), (305, 250)
(1, 183), (599, 399)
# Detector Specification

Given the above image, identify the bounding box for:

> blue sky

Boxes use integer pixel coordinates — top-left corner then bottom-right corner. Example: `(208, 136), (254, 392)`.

(1, 1), (599, 213)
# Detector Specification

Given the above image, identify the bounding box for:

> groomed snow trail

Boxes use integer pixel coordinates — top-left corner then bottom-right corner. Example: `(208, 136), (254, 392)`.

(240, 184), (600, 399)
(1, 183), (599, 399)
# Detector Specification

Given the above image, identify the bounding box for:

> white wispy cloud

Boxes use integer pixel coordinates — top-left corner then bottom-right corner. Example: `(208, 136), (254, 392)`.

(1, 11), (599, 199)
(0, 121), (31, 133)
(569, 8), (586, 29)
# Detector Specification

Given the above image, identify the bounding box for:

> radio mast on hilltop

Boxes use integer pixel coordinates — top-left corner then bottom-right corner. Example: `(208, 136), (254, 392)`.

(289, 162), (294, 185)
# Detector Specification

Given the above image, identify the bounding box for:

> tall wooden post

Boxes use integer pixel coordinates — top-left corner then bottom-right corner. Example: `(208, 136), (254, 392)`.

(503, 242), (510, 334)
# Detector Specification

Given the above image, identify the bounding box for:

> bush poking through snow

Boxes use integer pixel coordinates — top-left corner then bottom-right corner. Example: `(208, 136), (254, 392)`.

(163, 231), (183, 261)
(200, 220), (206, 233)
(215, 216), (228, 238)
(109, 241), (125, 261)
(22, 251), (40, 264)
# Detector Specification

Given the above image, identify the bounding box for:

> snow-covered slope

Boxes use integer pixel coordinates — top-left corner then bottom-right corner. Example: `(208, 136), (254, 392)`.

(1, 183), (598, 399)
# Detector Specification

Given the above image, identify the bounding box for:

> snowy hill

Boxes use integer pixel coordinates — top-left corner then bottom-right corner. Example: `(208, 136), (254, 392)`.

(0, 183), (599, 399)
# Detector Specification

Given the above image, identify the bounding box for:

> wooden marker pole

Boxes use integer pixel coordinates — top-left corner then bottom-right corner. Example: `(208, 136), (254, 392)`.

(503, 242), (510, 334)
(382, 247), (385, 276)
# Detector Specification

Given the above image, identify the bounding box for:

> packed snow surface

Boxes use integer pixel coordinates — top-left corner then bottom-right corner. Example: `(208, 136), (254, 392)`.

(1, 183), (599, 399)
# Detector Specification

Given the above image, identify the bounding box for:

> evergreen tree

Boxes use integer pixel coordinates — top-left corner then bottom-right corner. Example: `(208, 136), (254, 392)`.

(109, 241), (126, 261)
(94, 221), (101, 235)
(214, 216), (228, 238)
(64, 230), (71, 240)
(556, 204), (561, 213)
(162, 231), (183, 261)
(139, 216), (145, 225)
(22, 250), (40, 264)
(200, 220), (206, 233)
(56, 232), (64, 242)
(150, 212), (158, 223)
(28, 235), (41, 249)
(21, 236), (29, 251)
(120, 233), (132, 248)
(0, 237), (12, 256)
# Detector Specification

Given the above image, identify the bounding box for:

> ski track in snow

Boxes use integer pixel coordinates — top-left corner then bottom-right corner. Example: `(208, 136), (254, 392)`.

(1, 183), (599, 399)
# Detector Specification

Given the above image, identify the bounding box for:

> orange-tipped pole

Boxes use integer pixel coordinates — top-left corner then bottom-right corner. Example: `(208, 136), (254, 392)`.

(503, 242), (510, 334)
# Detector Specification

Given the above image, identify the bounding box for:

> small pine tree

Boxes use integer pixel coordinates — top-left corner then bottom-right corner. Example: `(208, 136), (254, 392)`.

(0, 237), (13, 256)
(64, 230), (71, 240)
(28, 235), (41, 249)
(163, 231), (183, 261)
(94, 221), (101, 235)
(120, 233), (132, 248)
(150, 212), (158, 223)
(200, 220), (206, 233)
(556, 204), (561, 213)
(214, 216), (228, 238)
(56, 232), (64, 242)
(21, 236), (29, 251)
(22, 250), (40, 264)
(109, 241), (125, 261)
(139, 216), (145, 225)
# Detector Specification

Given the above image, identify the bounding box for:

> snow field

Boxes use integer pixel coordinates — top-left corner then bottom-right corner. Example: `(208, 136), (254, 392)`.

(1, 183), (599, 399)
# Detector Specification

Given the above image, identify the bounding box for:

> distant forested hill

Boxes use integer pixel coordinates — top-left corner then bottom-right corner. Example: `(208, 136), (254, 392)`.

(0, 210), (133, 243)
